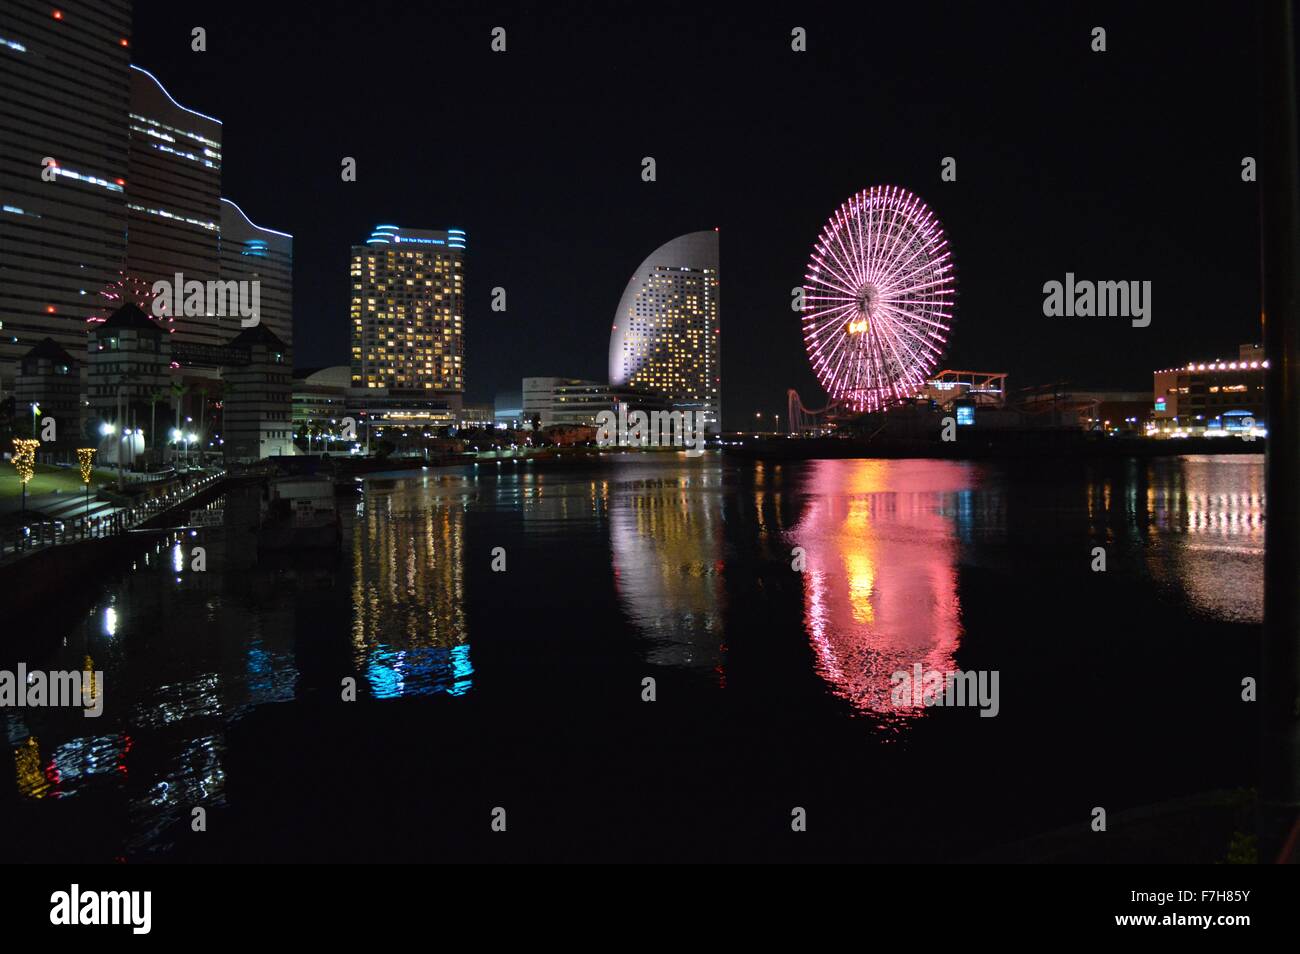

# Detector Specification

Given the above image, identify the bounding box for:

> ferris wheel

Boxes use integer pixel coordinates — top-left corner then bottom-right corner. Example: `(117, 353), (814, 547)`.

(802, 186), (954, 413)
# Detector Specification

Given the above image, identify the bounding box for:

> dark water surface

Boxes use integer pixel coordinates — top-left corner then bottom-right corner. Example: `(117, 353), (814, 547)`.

(1, 454), (1263, 861)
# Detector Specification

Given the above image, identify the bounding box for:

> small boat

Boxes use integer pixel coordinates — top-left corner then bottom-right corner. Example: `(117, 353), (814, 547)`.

(258, 476), (341, 551)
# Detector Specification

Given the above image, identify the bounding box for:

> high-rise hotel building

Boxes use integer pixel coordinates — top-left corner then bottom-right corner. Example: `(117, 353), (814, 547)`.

(0, 0), (133, 386)
(350, 225), (466, 394)
(608, 230), (721, 433)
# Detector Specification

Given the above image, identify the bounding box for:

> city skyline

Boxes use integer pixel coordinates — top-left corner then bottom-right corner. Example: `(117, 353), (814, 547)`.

(113, 1), (1262, 430)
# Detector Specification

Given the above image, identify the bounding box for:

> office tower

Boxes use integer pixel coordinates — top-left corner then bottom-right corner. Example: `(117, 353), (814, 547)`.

(122, 64), (222, 350)
(127, 68), (292, 363)
(608, 230), (721, 433)
(219, 197), (293, 352)
(350, 225), (465, 394)
(0, 0), (133, 387)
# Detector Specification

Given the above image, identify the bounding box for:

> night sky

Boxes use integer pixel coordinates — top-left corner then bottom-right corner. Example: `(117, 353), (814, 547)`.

(132, 1), (1261, 427)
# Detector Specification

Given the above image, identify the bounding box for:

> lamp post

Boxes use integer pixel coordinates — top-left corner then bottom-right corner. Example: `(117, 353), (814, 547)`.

(98, 421), (115, 503)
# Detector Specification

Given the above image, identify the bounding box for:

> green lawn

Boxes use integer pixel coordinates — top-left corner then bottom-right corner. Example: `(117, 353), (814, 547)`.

(0, 462), (115, 499)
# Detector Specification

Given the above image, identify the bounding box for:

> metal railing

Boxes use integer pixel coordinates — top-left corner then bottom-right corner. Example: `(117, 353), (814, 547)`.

(0, 470), (226, 561)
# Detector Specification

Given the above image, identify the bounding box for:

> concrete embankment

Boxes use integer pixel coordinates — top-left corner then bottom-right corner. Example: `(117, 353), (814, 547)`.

(0, 475), (239, 662)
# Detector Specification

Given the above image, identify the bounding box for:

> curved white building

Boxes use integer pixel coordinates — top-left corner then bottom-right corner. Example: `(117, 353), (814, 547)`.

(608, 231), (721, 433)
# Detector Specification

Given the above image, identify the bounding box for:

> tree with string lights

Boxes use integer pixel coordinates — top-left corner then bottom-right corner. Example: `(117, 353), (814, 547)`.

(77, 448), (97, 522)
(11, 438), (39, 514)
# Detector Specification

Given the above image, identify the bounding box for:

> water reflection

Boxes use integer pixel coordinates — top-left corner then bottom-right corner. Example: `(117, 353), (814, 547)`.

(790, 459), (971, 729)
(1138, 455), (1264, 623)
(353, 477), (473, 697)
(608, 463), (726, 673)
(2, 454), (1265, 860)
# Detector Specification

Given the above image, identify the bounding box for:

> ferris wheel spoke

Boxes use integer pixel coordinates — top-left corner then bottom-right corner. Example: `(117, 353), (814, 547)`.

(864, 190), (894, 284)
(880, 299), (948, 326)
(877, 237), (948, 292)
(850, 195), (875, 287)
(873, 327), (925, 397)
(879, 315), (947, 358)
(833, 210), (868, 288)
(817, 233), (864, 296)
(882, 275), (957, 299)
(805, 286), (863, 311)
(881, 245), (951, 292)
(807, 307), (856, 337)
(806, 259), (862, 299)
(867, 191), (909, 285)
(885, 312), (951, 343)
(825, 337), (855, 399)
(807, 321), (852, 366)
(874, 308), (947, 370)
(874, 225), (944, 291)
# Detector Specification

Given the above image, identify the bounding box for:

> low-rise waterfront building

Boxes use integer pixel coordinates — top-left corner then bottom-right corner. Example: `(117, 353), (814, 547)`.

(1151, 343), (1267, 438)
(15, 338), (81, 456)
(85, 304), (171, 464)
(523, 376), (672, 427)
(222, 324), (293, 460)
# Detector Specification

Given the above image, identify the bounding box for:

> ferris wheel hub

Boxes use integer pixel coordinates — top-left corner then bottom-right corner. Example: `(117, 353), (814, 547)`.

(856, 282), (880, 319)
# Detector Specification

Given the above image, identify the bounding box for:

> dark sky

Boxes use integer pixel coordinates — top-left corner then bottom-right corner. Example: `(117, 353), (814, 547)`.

(133, 1), (1261, 427)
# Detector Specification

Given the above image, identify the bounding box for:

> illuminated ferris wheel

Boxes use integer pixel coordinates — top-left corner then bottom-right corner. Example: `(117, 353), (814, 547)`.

(802, 186), (954, 413)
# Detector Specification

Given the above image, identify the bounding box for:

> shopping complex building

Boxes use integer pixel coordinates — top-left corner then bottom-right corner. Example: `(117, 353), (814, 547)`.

(1150, 343), (1267, 438)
